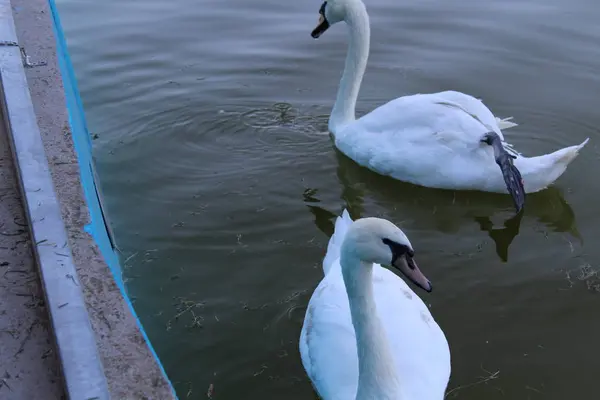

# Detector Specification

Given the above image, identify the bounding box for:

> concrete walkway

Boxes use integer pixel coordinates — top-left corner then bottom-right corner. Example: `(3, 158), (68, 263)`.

(0, 111), (65, 400)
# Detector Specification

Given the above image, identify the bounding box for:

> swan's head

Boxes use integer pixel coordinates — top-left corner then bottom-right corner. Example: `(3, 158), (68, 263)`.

(343, 217), (432, 292)
(311, 0), (365, 38)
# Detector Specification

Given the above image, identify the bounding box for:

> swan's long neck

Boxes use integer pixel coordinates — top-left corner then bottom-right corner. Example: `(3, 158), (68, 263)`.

(341, 248), (402, 399)
(329, 4), (370, 135)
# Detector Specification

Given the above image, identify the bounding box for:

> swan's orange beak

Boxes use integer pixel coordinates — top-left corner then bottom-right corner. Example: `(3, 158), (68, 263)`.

(393, 256), (432, 293)
(311, 14), (330, 38)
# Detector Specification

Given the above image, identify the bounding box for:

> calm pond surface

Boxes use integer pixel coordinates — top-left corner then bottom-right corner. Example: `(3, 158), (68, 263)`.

(58, 0), (600, 398)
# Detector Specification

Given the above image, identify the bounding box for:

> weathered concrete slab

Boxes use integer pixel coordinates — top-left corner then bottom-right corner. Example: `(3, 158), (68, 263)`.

(0, 99), (64, 400)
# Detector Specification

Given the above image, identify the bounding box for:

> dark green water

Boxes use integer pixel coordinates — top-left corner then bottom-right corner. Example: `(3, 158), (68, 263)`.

(59, 0), (600, 398)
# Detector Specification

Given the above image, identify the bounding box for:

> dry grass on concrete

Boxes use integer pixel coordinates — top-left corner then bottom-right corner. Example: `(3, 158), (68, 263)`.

(0, 116), (64, 400)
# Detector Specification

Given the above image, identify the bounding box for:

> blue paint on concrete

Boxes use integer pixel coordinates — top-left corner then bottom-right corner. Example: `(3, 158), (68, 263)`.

(47, 1), (178, 397)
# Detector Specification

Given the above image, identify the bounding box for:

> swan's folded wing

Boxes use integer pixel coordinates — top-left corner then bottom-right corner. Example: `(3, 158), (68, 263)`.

(432, 90), (520, 134)
(300, 276), (359, 400)
(374, 268), (452, 399)
(353, 94), (492, 145)
(300, 267), (451, 400)
(432, 91), (521, 155)
(323, 210), (354, 276)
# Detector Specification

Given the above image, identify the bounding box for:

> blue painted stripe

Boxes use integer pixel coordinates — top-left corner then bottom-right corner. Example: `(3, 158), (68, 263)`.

(47, 1), (178, 397)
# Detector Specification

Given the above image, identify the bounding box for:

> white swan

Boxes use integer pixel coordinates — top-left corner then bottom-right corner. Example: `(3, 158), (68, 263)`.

(311, 0), (588, 213)
(300, 210), (451, 399)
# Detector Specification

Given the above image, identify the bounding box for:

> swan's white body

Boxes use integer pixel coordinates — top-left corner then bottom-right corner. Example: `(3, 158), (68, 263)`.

(299, 210), (450, 399)
(320, 0), (588, 195)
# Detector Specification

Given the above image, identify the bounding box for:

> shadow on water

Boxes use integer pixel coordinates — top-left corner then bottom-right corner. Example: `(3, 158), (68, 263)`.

(304, 148), (581, 262)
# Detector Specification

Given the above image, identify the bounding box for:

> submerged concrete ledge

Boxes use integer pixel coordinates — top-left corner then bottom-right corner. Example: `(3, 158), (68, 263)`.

(1, 0), (177, 398)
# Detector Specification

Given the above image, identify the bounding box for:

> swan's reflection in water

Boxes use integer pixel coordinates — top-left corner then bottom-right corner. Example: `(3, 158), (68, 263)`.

(473, 212), (522, 262)
(304, 150), (580, 263)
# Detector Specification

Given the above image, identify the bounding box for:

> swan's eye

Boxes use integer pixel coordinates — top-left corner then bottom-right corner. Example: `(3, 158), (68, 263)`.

(319, 1), (327, 16)
(382, 238), (394, 247)
(382, 238), (411, 256)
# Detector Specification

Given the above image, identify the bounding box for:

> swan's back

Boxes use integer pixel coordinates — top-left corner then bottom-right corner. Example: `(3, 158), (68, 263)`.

(333, 93), (510, 191)
(300, 211), (451, 399)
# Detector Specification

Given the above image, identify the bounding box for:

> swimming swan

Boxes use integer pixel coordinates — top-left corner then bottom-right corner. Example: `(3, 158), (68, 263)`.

(311, 0), (588, 213)
(299, 210), (451, 399)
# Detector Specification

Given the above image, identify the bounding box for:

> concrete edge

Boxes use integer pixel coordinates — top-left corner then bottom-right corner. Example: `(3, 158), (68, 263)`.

(46, 0), (179, 397)
(0, 1), (110, 399)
